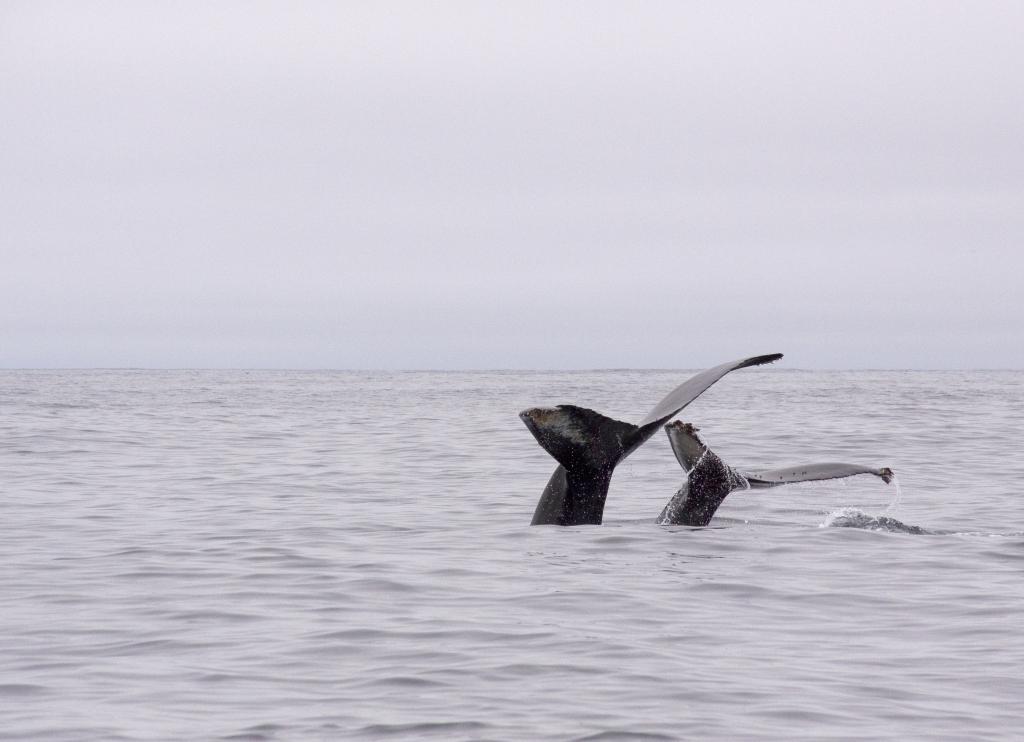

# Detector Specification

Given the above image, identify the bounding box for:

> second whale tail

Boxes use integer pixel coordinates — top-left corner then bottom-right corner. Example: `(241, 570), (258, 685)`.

(658, 421), (894, 526)
(658, 423), (747, 526)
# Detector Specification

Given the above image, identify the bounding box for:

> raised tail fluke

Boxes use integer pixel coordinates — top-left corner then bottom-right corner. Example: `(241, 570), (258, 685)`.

(519, 405), (638, 473)
(521, 406), (638, 526)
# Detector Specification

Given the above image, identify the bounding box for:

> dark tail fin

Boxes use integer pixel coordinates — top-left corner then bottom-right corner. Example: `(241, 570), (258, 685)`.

(519, 405), (638, 473)
(522, 406), (639, 525)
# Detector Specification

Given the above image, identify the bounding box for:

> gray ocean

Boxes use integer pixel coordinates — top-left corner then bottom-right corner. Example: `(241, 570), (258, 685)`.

(2, 369), (1023, 741)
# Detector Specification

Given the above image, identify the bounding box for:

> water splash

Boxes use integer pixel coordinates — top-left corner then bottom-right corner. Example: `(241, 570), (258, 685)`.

(881, 473), (903, 515)
(820, 507), (930, 535)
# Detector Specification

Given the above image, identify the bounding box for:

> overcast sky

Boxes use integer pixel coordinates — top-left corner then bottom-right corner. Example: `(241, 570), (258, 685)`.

(2, 1), (1021, 368)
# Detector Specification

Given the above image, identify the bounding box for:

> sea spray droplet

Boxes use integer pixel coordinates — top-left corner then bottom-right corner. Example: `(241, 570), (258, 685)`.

(882, 474), (903, 515)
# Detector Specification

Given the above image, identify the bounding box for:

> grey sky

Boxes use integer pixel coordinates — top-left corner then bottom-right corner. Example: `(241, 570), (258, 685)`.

(2, 1), (1022, 368)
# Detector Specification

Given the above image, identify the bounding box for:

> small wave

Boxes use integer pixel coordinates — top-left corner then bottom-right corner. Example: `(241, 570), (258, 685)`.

(0, 683), (49, 697)
(573, 733), (677, 742)
(358, 721), (489, 737)
(220, 723), (284, 741)
(820, 507), (930, 535)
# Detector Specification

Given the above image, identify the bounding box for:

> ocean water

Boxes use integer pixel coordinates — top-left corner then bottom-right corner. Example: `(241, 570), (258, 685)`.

(2, 368), (1022, 741)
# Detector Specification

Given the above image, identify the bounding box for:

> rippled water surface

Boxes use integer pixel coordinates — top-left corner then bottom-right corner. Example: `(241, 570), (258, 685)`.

(2, 369), (1023, 741)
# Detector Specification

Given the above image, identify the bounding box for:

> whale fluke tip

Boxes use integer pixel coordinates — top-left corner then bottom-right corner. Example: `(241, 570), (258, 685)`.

(879, 467), (895, 484)
(664, 420), (699, 433)
(732, 353), (784, 372)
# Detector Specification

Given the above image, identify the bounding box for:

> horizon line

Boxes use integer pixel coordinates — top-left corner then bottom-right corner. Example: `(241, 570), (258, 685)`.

(1, 366), (1021, 373)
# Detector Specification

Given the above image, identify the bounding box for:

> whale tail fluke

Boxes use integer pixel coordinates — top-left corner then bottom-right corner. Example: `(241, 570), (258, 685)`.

(659, 421), (895, 526)
(664, 421), (895, 490)
(519, 405), (637, 473)
(521, 405), (639, 526)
